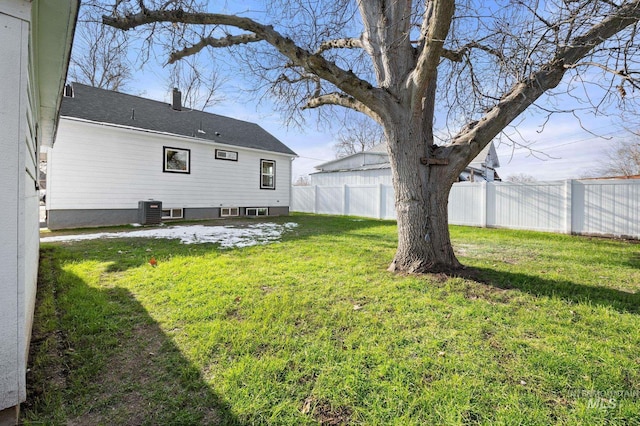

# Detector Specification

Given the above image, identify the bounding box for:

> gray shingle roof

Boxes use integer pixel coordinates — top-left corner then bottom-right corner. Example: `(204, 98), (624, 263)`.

(60, 83), (296, 156)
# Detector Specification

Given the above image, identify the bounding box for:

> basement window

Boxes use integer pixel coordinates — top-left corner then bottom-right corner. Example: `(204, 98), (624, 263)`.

(162, 208), (183, 219)
(246, 207), (268, 216)
(221, 207), (239, 217)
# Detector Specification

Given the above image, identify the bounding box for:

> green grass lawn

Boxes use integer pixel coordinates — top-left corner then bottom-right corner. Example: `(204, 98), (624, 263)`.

(24, 214), (640, 425)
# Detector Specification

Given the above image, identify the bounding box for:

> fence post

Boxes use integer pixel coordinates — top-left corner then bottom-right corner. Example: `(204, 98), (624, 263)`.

(564, 179), (573, 235)
(378, 183), (384, 219)
(480, 181), (488, 228)
(343, 184), (348, 215)
(313, 185), (318, 214)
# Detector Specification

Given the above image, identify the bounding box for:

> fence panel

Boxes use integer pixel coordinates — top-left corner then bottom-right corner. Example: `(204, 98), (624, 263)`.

(292, 180), (640, 239)
(449, 182), (485, 227)
(290, 186), (316, 213)
(381, 184), (396, 220)
(316, 186), (344, 215)
(346, 185), (380, 218)
(490, 182), (566, 233)
(573, 180), (640, 238)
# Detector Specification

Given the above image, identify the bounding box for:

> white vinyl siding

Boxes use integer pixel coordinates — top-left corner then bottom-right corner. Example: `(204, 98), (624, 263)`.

(48, 119), (292, 210)
(0, 2), (46, 410)
(310, 169), (392, 186)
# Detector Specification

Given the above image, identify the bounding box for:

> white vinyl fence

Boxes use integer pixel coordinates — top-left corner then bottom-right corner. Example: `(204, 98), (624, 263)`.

(291, 179), (640, 239)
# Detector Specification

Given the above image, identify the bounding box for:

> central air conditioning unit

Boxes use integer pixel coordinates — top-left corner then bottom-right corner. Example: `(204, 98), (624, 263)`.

(138, 201), (163, 225)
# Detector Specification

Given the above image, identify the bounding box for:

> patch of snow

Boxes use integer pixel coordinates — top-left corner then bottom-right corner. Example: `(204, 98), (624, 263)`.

(41, 222), (299, 249)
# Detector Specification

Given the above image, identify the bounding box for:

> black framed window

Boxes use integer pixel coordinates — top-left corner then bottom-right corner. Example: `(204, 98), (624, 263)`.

(260, 159), (275, 189)
(163, 147), (190, 173)
(215, 149), (238, 161)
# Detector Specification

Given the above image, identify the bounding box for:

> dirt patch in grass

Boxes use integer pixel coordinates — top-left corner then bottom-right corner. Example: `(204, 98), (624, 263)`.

(301, 396), (353, 425)
(66, 310), (230, 425)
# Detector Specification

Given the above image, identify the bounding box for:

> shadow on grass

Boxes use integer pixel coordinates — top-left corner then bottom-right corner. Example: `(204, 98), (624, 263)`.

(626, 252), (640, 269)
(23, 247), (243, 425)
(464, 267), (640, 315)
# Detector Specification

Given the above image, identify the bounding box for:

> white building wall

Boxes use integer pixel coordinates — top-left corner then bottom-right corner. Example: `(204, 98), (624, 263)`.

(0, 8), (27, 412)
(0, 1), (40, 414)
(49, 119), (293, 212)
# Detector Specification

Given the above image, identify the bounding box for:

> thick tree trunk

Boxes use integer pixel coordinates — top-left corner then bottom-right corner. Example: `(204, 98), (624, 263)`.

(389, 178), (461, 273)
(384, 90), (462, 274)
(387, 140), (462, 274)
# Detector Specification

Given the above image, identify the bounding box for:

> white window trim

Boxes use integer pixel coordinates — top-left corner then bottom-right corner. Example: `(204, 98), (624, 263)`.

(221, 207), (239, 217)
(260, 159), (276, 190)
(162, 208), (184, 219)
(246, 207), (268, 216)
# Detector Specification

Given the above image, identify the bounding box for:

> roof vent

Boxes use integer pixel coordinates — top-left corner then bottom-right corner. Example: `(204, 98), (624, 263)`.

(64, 84), (73, 97)
(172, 87), (182, 111)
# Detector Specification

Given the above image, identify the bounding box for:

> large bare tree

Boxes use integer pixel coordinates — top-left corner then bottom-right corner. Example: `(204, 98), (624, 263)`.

(103, 0), (640, 273)
(595, 139), (640, 176)
(333, 115), (385, 158)
(70, 4), (132, 91)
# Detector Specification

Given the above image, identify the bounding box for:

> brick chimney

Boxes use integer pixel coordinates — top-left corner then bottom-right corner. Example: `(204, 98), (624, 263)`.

(172, 87), (182, 111)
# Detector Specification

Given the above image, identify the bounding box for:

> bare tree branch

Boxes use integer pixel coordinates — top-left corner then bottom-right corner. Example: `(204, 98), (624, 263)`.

(594, 139), (640, 176)
(168, 33), (262, 64)
(333, 114), (385, 158)
(441, 41), (506, 63)
(103, 9), (386, 115)
(303, 92), (381, 123)
(315, 37), (363, 55)
(410, 0), (455, 111)
(449, 0), (640, 168)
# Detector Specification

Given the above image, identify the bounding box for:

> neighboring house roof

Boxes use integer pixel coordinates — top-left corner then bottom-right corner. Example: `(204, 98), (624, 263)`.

(365, 143), (389, 153)
(314, 146), (388, 171)
(314, 141), (498, 173)
(581, 174), (640, 180)
(60, 83), (296, 156)
(469, 142), (500, 169)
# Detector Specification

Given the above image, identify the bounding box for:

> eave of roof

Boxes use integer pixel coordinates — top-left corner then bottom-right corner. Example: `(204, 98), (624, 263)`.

(314, 151), (388, 170)
(34, 0), (80, 146)
(311, 162), (391, 174)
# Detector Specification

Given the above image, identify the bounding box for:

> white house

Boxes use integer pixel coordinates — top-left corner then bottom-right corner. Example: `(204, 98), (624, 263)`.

(310, 141), (501, 186)
(0, 1), (78, 423)
(46, 84), (297, 229)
